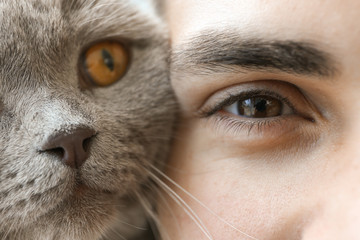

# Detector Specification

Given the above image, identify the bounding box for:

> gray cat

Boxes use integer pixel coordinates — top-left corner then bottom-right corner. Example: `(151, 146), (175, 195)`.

(0, 0), (176, 239)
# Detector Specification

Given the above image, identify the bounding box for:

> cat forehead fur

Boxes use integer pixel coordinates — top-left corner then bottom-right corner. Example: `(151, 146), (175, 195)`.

(0, 0), (175, 239)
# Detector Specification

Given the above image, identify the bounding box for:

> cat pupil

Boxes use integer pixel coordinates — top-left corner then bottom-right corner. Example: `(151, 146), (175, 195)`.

(101, 49), (114, 71)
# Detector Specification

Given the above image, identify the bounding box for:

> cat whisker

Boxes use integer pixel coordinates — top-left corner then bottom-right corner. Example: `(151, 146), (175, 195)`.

(134, 183), (177, 240)
(152, 186), (179, 240)
(133, 190), (162, 240)
(150, 165), (260, 240)
(110, 230), (128, 240)
(144, 168), (213, 240)
(114, 219), (148, 231)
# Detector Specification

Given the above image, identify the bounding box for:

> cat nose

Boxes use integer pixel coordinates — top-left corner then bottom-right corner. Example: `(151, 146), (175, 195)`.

(41, 127), (96, 169)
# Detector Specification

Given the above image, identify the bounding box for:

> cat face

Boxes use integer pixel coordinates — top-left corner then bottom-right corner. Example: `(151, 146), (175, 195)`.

(0, 0), (175, 239)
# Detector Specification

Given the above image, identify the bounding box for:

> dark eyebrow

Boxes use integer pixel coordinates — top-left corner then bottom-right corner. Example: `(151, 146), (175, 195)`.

(170, 31), (338, 77)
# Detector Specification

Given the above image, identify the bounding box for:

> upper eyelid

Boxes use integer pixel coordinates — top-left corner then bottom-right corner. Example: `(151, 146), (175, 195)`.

(197, 89), (296, 118)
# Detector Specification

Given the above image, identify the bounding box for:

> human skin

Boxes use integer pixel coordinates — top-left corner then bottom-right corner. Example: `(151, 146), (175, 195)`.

(159, 0), (360, 239)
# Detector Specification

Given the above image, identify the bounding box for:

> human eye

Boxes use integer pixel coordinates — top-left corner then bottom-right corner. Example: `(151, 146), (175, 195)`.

(203, 90), (294, 118)
(223, 92), (293, 118)
(197, 80), (319, 141)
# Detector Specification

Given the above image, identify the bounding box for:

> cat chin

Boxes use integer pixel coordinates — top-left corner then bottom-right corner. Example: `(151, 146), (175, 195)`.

(40, 192), (143, 240)
(4, 190), (122, 240)
(0, 168), (126, 236)
(0, 133), (149, 239)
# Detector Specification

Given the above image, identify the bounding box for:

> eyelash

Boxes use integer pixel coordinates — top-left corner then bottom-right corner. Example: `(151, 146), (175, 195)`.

(213, 114), (285, 136)
(201, 90), (296, 117)
(198, 89), (301, 135)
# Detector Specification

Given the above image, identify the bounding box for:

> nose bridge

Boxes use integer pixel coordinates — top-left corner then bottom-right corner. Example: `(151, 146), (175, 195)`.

(22, 90), (97, 169)
(44, 99), (87, 127)
(19, 89), (97, 156)
(25, 93), (91, 133)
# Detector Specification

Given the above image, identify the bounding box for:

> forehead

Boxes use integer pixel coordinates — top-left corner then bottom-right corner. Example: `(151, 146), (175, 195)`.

(167, 0), (360, 90)
(0, 0), (160, 47)
(167, 0), (360, 47)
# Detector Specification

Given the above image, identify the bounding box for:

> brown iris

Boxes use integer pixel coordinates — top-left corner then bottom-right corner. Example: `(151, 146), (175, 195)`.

(238, 96), (282, 118)
(82, 41), (128, 86)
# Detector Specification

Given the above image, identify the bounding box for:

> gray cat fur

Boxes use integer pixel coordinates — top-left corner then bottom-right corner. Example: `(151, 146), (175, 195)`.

(0, 0), (176, 239)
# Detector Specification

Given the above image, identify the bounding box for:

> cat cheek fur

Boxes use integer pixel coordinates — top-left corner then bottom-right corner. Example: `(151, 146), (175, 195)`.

(0, 0), (176, 239)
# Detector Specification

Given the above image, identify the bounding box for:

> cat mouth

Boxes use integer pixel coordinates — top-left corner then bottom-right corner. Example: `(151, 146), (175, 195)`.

(73, 181), (89, 197)
(73, 175), (115, 197)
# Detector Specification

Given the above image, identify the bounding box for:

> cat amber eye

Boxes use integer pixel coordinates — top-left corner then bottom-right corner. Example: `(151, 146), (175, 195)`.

(82, 41), (129, 86)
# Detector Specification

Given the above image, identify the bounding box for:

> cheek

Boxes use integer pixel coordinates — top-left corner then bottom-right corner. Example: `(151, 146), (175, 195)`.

(161, 124), (266, 239)
(161, 118), (328, 239)
(164, 144), (278, 239)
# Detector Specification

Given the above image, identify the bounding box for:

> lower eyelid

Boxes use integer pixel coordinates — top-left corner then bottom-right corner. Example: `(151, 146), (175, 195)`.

(204, 114), (321, 159)
(214, 111), (286, 134)
(208, 111), (315, 141)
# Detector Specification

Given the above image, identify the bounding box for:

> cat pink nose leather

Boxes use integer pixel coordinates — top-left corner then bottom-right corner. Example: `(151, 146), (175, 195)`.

(41, 127), (96, 169)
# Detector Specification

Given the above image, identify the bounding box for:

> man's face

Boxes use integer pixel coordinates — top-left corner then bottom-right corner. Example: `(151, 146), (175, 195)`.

(161, 0), (360, 239)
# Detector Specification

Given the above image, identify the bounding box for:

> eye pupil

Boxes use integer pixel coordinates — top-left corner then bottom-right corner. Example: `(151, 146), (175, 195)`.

(238, 97), (282, 118)
(254, 99), (267, 112)
(101, 49), (114, 71)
